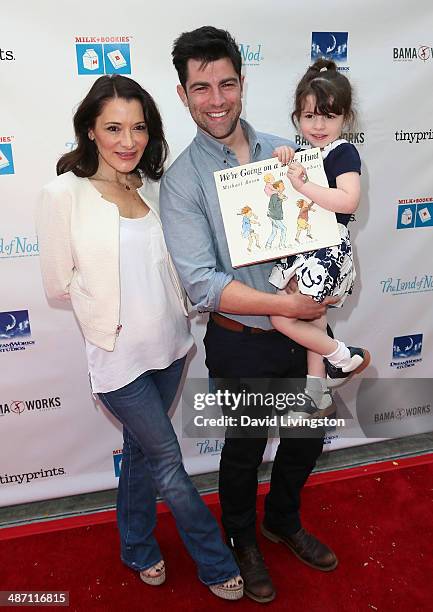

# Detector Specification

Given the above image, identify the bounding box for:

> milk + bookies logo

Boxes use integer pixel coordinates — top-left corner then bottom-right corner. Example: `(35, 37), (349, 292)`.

(396, 197), (433, 230)
(113, 449), (122, 477)
(75, 35), (132, 75)
(311, 32), (349, 71)
(0, 136), (15, 175)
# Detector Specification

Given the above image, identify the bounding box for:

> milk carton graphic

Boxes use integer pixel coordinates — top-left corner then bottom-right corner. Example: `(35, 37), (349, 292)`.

(400, 208), (413, 225)
(0, 149), (10, 170)
(107, 49), (127, 69)
(418, 207), (431, 223)
(0, 144), (14, 174)
(83, 49), (99, 71)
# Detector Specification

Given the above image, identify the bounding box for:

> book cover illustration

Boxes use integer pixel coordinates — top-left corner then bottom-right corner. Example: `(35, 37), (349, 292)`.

(214, 148), (341, 268)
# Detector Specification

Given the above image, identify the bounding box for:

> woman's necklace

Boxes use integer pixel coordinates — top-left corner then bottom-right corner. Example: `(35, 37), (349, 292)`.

(91, 172), (135, 190)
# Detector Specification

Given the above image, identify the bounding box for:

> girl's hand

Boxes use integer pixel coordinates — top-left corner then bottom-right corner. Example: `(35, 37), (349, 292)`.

(272, 146), (295, 166)
(287, 161), (308, 191)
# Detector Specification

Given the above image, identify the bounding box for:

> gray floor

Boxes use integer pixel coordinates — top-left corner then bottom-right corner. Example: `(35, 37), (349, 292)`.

(1, 432), (432, 529)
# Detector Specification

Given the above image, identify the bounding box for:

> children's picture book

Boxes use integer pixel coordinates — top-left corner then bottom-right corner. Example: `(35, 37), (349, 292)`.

(214, 148), (341, 268)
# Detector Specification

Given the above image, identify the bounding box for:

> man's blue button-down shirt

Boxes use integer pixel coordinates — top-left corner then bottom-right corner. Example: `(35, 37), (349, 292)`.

(160, 119), (295, 330)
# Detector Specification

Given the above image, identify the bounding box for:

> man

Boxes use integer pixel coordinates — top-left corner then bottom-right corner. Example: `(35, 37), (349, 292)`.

(160, 26), (337, 603)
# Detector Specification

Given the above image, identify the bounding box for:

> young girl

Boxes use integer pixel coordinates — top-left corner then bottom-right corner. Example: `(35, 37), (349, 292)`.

(270, 58), (370, 415)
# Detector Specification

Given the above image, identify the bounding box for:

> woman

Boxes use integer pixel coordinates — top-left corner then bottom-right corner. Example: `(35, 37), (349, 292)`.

(36, 75), (243, 600)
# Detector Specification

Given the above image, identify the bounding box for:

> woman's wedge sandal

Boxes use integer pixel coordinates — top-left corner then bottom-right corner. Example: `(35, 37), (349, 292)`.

(139, 560), (166, 586)
(208, 575), (244, 600)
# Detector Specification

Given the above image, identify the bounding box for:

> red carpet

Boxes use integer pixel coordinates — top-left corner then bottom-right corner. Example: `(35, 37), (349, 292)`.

(1, 455), (432, 611)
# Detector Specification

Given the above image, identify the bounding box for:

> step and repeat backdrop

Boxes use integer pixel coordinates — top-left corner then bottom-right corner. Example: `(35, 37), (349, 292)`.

(1, 0), (432, 506)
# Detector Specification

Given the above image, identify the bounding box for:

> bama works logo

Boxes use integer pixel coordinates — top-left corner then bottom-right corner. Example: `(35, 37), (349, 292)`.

(295, 131), (365, 147)
(311, 32), (349, 71)
(0, 136), (15, 175)
(75, 35), (132, 75)
(393, 45), (433, 62)
(0, 397), (62, 417)
(0, 310), (35, 353)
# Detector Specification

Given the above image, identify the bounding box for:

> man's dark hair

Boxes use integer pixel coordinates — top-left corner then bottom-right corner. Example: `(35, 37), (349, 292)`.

(172, 26), (242, 89)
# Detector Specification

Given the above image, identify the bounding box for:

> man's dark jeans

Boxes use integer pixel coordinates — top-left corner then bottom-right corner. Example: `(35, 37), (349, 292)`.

(204, 317), (324, 546)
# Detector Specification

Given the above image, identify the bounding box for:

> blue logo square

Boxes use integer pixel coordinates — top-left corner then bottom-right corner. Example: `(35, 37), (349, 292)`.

(113, 452), (122, 477)
(397, 204), (416, 229)
(0, 144), (15, 175)
(311, 32), (348, 62)
(392, 334), (423, 359)
(415, 203), (433, 228)
(103, 44), (131, 74)
(0, 310), (31, 340)
(76, 44), (104, 75)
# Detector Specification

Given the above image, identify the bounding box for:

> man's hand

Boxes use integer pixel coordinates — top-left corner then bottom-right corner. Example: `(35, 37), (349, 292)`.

(272, 146), (295, 166)
(280, 291), (338, 320)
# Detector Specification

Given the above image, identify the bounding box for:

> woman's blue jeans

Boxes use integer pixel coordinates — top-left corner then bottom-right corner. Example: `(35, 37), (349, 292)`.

(98, 357), (239, 585)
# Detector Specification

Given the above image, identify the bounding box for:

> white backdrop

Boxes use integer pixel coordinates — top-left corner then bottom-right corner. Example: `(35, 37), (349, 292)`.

(1, 0), (432, 506)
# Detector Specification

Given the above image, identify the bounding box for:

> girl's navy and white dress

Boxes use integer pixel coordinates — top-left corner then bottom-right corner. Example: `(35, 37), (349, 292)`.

(269, 139), (361, 307)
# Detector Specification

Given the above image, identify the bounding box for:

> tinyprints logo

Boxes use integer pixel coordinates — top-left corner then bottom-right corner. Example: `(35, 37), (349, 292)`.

(75, 35), (132, 75)
(395, 129), (433, 144)
(0, 236), (39, 258)
(113, 449), (122, 477)
(397, 199), (433, 229)
(0, 136), (15, 175)
(393, 45), (433, 62)
(390, 334), (423, 369)
(196, 439), (224, 455)
(239, 43), (263, 66)
(0, 467), (66, 486)
(380, 274), (433, 296)
(295, 132), (364, 147)
(0, 397), (62, 417)
(0, 310), (35, 353)
(311, 32), (349, 70)
(0, 47), (15, 61)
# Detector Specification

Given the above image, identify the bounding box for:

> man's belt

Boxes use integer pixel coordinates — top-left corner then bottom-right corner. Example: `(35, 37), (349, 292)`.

(210, 312), (275, 334)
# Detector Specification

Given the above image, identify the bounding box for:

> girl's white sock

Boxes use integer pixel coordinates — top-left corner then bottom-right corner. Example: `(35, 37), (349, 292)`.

(323, 340), (351, 369)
